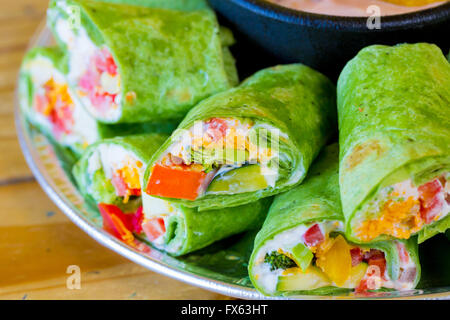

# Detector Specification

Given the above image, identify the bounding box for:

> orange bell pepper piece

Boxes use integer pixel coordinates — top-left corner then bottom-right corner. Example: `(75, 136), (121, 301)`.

(146, 164), (207, 201)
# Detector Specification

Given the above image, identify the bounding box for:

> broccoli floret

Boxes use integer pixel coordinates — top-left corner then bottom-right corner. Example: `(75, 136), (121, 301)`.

(264, 251), (297, 271)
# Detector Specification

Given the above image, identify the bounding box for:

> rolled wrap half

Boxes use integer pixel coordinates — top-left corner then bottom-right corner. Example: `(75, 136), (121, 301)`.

(141, 194), (272, 256)
(19, 47), (178, 156)
(337, 43), (450, 244)
(19, 46), (101, 155)
(73, 133), (170, 246)
(47, 0), (238, 123)
(248, 144), (420, 296)
(143, 64), (337, 211)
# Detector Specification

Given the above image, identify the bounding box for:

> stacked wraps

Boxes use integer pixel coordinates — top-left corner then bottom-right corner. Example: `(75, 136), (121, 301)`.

(73, 134), (272, 255)
(249, 144), (420, 296)
(47, 0), (238, 123)
(337, 43), (450, 244)
(143, 64), (337, 211)
(23, 0), (447, 296)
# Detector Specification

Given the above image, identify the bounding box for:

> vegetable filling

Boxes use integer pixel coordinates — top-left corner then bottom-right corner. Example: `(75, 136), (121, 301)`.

(146, 117), (281, 200)
(78, 47), (121, 116)
(54, 15), (122, 120)
(356, 174), (450, 241)
(253, 222), (416, 294)
(88, 144), (145, 208)
(140, 194), (183, 251)
(33, 77), (75, 139)
(88, 145), (150, 247)
(23, 54), (100, 151)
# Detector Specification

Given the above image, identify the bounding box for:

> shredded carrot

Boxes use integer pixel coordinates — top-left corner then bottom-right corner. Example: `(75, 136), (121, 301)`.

(357, 197), (422, 241)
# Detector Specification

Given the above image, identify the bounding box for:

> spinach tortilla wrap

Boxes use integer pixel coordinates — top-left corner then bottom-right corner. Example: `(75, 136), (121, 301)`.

(337, 43), (450, 244)
(143, 64), (337, 211)
(248, 144), (420, 296)
(19, 47), (177, 156)
(19, 46), (95, 155)
(47, 0), (237, 123)
(73, 134), (271, 255)
(141, 194), (272, 256)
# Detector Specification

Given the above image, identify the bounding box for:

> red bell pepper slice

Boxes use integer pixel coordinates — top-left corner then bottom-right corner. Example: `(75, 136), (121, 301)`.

(350, 247), (363, 267)
(142, 218), (166, 241)
(98, 203), (145, 243)
(95, 48), (117, 76)
(111, 174), (129, 197)
(111, 173), (142, 198)
(302, 224), (324, 247)
(396, 242), (410, 264)
(355, 278), (369, 294)
(419, 179), (444, 224)
(205, 118), (228, 141)
(98, 203), (134, 245)
(146, 164), (208, 200)
(130, 206), (144, 234)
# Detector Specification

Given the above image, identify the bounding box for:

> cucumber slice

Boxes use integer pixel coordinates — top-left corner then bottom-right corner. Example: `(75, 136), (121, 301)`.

(276, 266), (331, 292)
(291, 243), (313, 272)
(206, 164), (268, 194)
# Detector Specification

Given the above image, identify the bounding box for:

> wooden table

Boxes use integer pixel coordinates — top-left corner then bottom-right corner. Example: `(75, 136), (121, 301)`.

(0, 0), (228, 300)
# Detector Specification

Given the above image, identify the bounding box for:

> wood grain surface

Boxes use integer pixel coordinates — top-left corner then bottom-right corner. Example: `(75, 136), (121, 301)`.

(0, 0), (229, 300)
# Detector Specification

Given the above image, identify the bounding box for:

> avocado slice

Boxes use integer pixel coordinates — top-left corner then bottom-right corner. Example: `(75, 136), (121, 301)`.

(276, 266), (331, 292)
(206, 164), (269, 194)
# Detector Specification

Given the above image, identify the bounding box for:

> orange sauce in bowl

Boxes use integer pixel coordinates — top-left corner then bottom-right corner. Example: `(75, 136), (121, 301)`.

(265, 0), (447, 16)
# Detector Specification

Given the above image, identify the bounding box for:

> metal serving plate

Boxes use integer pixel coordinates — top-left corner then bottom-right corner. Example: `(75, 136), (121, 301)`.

(15, 22), (450, 300)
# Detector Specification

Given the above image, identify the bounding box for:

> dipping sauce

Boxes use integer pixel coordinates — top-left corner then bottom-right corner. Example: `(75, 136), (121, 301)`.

(265, 0), (447, 16)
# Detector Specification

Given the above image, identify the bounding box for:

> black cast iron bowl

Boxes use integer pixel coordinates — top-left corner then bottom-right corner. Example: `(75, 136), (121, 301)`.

(208, 0), (450, 80)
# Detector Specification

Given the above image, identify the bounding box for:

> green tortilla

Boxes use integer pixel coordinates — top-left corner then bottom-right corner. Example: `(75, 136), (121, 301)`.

(47, 0), (237, 123)
(337, 43), (450, 244)
(143, 64), (337, 211)
(248, 144), (421, 296)
(142, 195), (273, 256)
